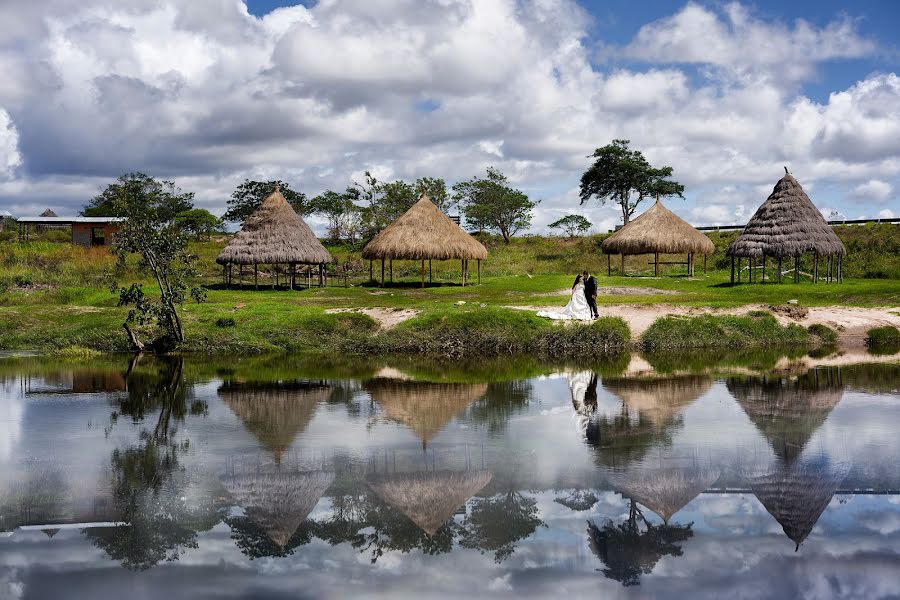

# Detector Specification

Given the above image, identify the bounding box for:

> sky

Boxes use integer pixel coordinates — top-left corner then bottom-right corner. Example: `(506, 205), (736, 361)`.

(0, 0), (899, 234)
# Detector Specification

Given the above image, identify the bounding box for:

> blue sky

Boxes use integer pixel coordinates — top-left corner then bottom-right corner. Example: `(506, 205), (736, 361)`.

(0, 0), (898, 231)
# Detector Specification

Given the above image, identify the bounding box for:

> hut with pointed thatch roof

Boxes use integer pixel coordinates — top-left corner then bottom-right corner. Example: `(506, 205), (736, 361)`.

(367, 470), (492, 536)
(606, 465), (721, 523)
(727, 169), (847, 284)
(222, 467), (334, 547)
(727, 371), (843, 465)
(39, 208), (58, 218)
(601, 198), (714, 276)
(219, 381), (330, 463)
(216, 187), (334, 289)
(746, 459), (847, 551)
(364, 379), (488, 449)
(362, 194), (488, 287)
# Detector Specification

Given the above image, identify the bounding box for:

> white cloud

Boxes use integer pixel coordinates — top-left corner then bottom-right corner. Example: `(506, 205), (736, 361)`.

(879, 208), (896, 219)
(0, 109), (21, 178)
(851, 179), (893, 202)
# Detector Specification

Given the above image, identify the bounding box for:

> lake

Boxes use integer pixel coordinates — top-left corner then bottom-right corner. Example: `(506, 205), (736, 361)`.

(0, 352), (898, 599)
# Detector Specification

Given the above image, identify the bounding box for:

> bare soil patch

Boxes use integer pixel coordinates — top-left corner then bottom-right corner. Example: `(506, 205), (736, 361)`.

(326, 307), (419, 329)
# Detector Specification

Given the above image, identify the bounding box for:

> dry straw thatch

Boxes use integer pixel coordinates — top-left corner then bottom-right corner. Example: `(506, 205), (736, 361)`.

(216, 188), (333, 266)
(365, 379), (488, 447)
(728, 171), (846, 259)
(219, 382), (330, 463)
(604, 375), (712, 428)
(222, 468), (334, 547)
(362, 195), (488, 261)
(367, 470), (493, 535)
(39, 208), (58, 218)
(601, 200), (714, 256)
(727, 372), (843, 465)
(606, 465), (721, 523)
(747, 459), (847, 551)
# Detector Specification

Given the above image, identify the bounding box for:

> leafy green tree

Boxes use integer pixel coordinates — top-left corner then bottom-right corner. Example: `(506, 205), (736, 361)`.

(174, 208), (224, 240)
(453, 167), (537, 243)
(104, 175), (206, 350)
(223, 180), (311, 223)
(311, 189), (362, 242)
(226, 517), (319, 559)
(82, 172), (194, 222)
(549, 214), (592, 237)
(415, 177), (455, 213)
(579, 140), (684, 225)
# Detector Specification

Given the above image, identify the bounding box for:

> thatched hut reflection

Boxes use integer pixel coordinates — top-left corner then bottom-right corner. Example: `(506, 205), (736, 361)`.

(606, 465), (720, 524)
(728, 369), (843, 464)
(219, 381), (330, 463)
(364, 379), (487, 448)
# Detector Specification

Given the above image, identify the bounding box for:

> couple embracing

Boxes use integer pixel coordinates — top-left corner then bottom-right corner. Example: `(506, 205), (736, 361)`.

(537, 270), (599, 321)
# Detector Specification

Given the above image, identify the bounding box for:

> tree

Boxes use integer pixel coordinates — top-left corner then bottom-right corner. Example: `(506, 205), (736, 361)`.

(460, 491), (545, 563)
(104, 175), (207, 351)
(415, 177), (455, 213)
(82, 172), (194, 222)
(223, 180), (312, 223)
(579, 140), (684, 225)
(549, 214), (591, 238)
(174, 208), (224, 240)
(453, 167), (537, 243)
(352, 172), (453, 239)
(310, 189), (362, 242)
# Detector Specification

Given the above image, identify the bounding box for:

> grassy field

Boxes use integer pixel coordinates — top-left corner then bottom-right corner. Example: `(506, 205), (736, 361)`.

(0, 225), (897, 355)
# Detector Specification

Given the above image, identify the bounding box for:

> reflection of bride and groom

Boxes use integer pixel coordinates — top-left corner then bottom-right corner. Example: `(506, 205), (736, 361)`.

(537, 270), (599, 321)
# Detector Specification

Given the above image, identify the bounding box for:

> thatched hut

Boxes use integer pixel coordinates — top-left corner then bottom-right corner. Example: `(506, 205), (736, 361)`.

(361, 194), (488, 287)
(606, 465), (721, 523)
(39, 208), (58, 218)
(746, 459), (847, 551)
(219, 381), (330, 463)
(367, 470), (492, 535)
(221, 467), (334, 547)
(727, 371), (843, 465)
(601, 198), (714, 276)
(216, 187), (334, 289)
(364, 379), (488, 449)
(727, 169), (847, 284)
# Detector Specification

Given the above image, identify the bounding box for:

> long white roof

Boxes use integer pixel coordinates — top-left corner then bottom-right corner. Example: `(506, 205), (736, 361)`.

(16, 216), (124, 223)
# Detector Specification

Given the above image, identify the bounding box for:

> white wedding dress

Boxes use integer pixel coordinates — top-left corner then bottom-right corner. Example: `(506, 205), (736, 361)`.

(537, 283), (593, 321)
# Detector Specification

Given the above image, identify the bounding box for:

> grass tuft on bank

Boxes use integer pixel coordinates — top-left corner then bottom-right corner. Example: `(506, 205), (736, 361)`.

(641, 312), (809, 350)
(866, 325), (900, 355)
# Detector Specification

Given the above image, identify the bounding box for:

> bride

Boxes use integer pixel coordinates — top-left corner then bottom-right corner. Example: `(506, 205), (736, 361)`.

(537, 275), (593, 321)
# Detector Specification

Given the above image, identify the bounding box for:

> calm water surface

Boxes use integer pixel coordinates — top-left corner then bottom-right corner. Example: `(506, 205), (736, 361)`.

(0, 353), (898, 599)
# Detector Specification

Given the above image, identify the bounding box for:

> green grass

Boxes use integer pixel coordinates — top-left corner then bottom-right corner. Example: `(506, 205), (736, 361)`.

(640, 312), (809, 350)
(866, 325), (900, 355)
(0, 232), (897, 356)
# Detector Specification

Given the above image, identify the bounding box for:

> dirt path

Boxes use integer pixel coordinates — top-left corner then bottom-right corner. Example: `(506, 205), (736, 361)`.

(514, 303), (900, 348)
(326, 307), (419, 329)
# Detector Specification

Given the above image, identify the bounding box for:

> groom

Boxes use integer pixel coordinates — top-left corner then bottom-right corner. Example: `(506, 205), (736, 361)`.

(582, 270), (598, 319)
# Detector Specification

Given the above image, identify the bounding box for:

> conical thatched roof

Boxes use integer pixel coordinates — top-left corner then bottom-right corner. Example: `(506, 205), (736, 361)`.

(601, 200), (714, 256)
(40, 208), (58, 217)
(365, 380), (487, 447)
(728, 171), (846, 258)
(367, 470), (492, 535)
(747, 459), (847, 550)
(603, 375), (712, 428)
(216, 188), (333, 265)
(222, 468), (334, 547)
(606, 466), (721, 523)
(219, 382), (330, 463)
(728, 373), (843, 465)
(362, 195), (488, 260)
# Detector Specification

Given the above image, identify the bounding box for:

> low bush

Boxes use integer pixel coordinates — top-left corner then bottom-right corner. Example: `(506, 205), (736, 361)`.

(865, 325), (900, 355)
(641, 312), (809, 350)
(807, 323), (839, 346)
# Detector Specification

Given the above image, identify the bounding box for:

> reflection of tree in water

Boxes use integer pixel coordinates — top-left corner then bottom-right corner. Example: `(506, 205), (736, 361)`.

(587, 500), (693, 587)
(459, 490), (546, 563)
(86, 355), (218, 571)
(226, 516), (319, 559)
(467, 381), (533, 435)
(554, 489), (599, 512)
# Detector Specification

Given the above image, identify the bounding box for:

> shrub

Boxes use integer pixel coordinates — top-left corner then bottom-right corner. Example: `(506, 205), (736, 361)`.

(866, 325), (900, 355)
(807, 323), (838, 346)
(215, 317), (236, 328)
(641, 312), (809, 350)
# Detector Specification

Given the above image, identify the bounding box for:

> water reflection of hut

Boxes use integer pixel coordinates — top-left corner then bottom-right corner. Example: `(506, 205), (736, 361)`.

(728, 370), (843, 464)
(222, 467), (334, 547)
(606, 466), (720, 524)
(24, 368), (128, 395)
(364, 380), (487, 448)
(603, 376), (712, 427)
(585, 375), (711, 469)
(747, 459), (847, 551)
(367, 470), (492, 536)
(219, 381), (330, 463)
